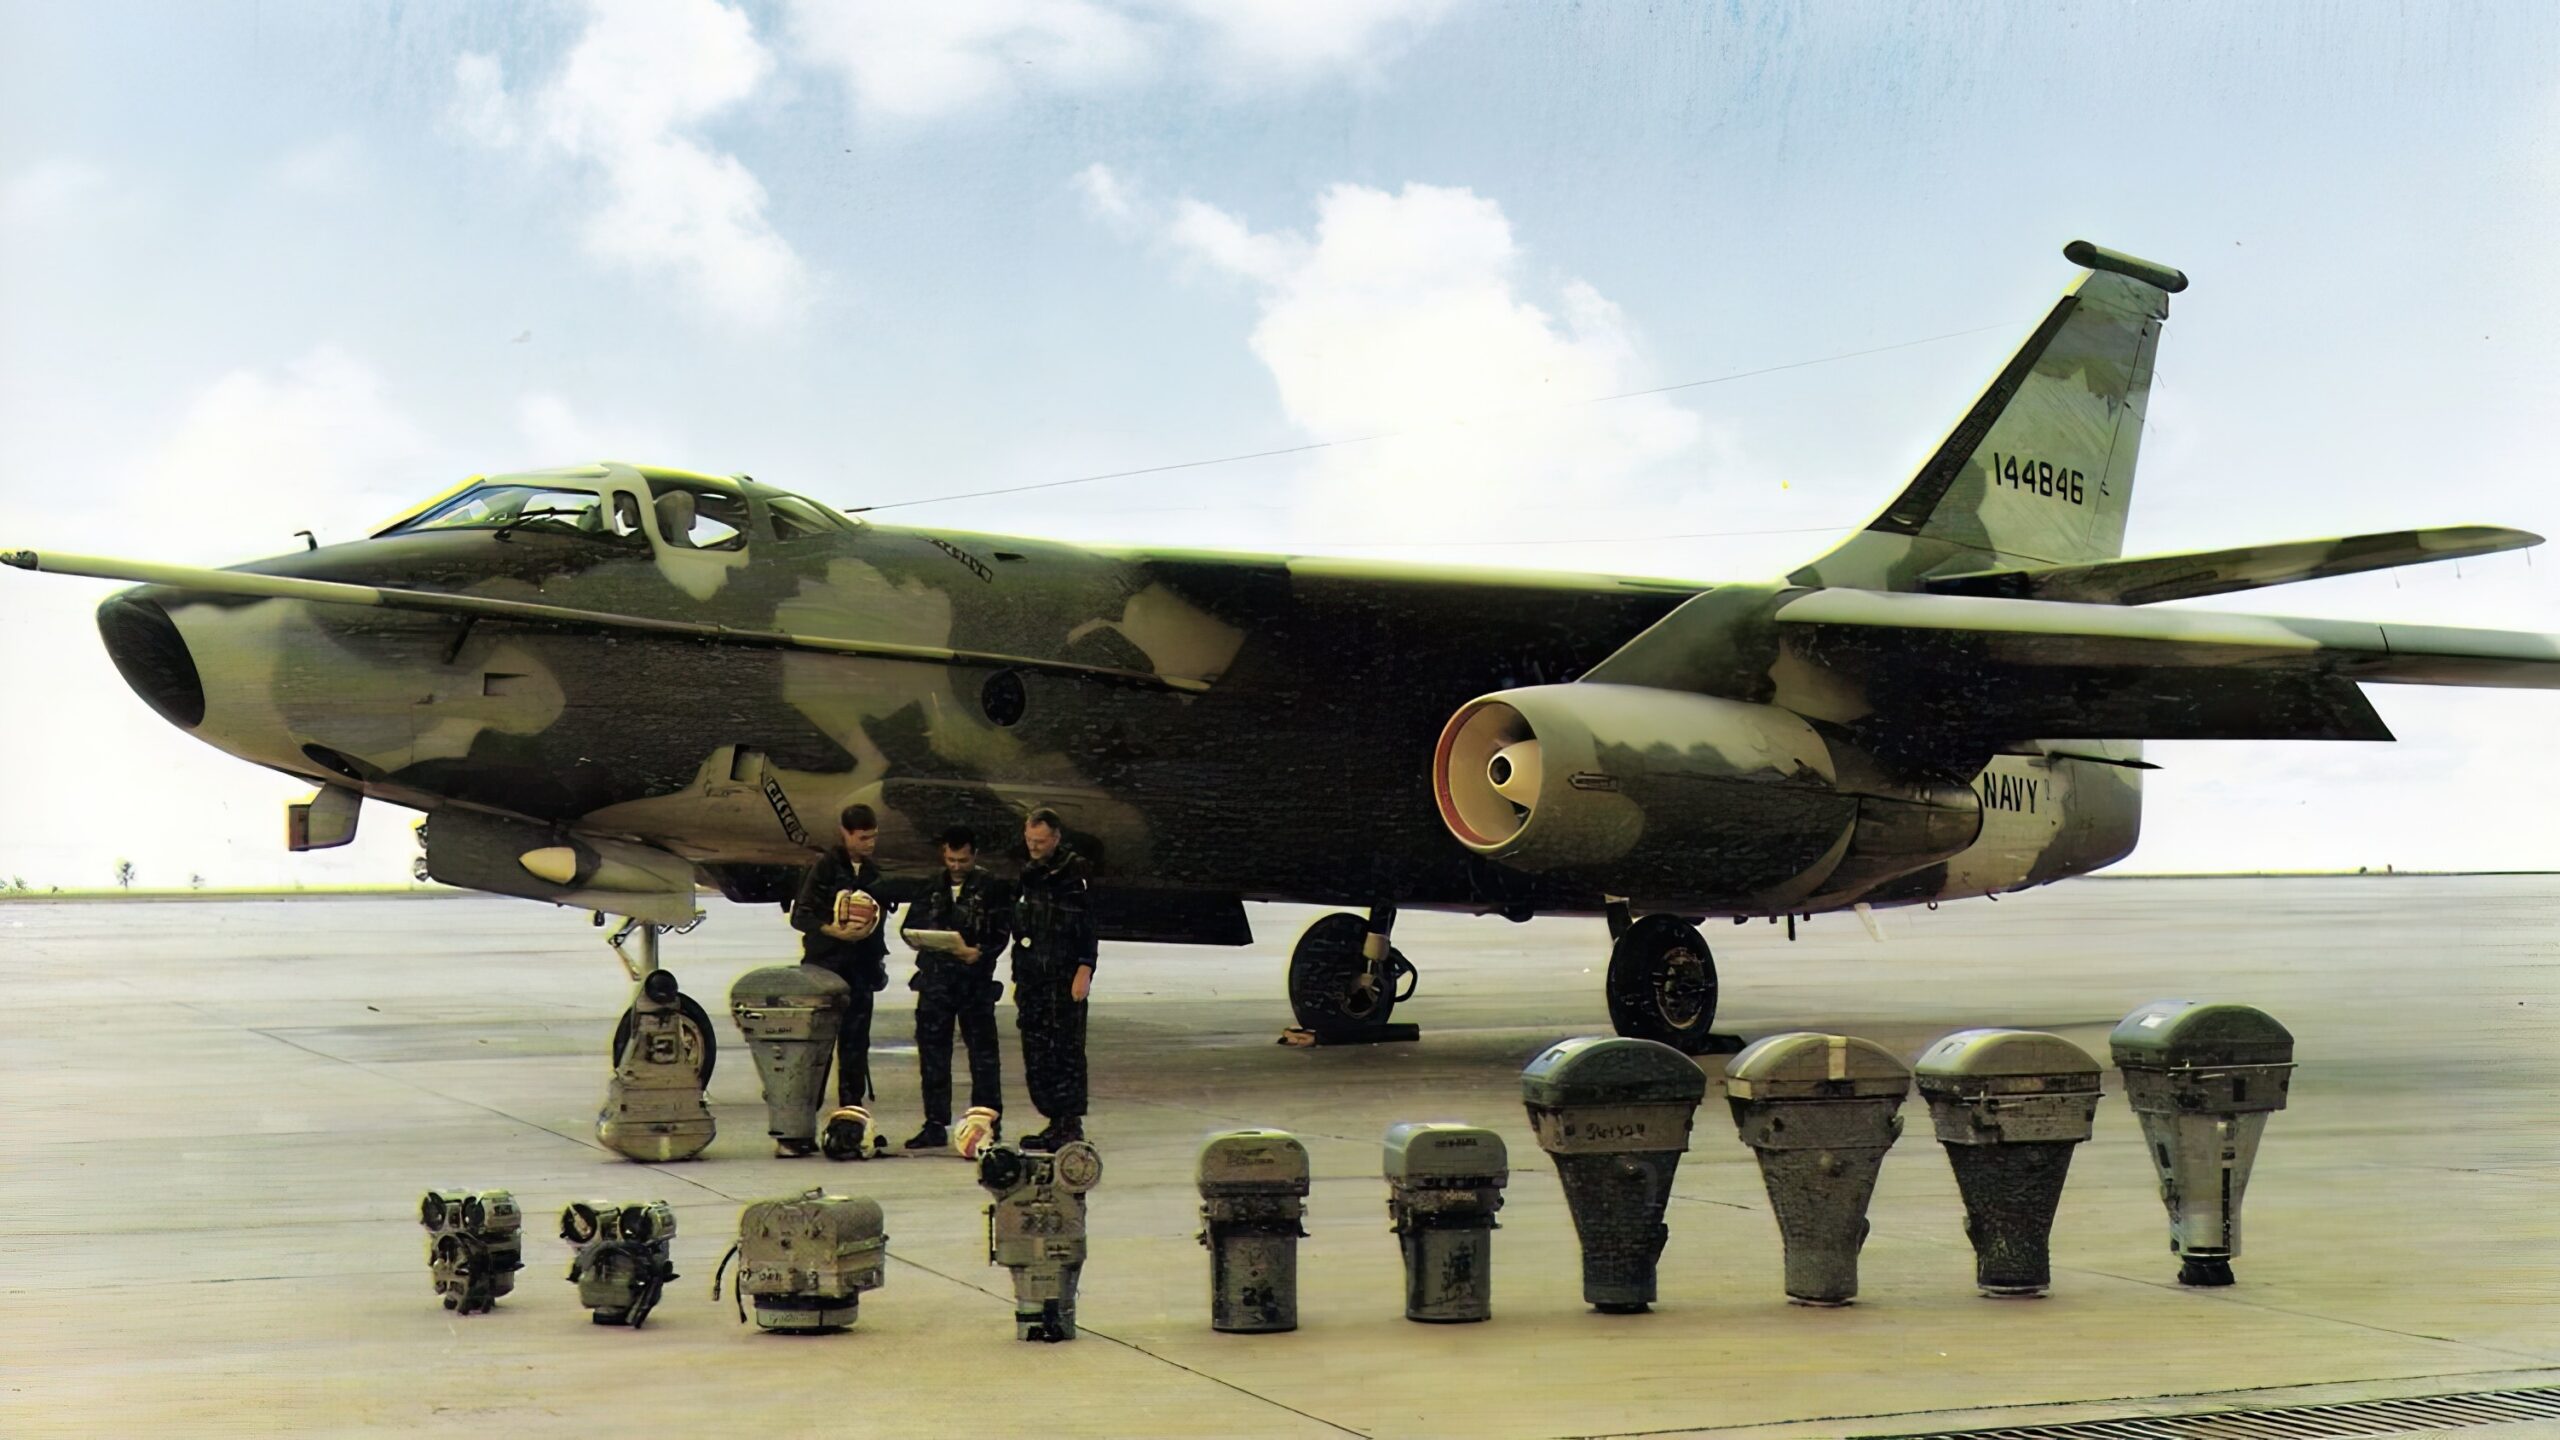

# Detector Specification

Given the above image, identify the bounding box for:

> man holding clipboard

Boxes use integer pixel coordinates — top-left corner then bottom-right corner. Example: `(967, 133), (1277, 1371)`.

(897, 825), (1011, 1151)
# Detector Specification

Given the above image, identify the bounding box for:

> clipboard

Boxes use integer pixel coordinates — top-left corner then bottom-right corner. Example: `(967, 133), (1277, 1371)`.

(901, 928), (968, 953)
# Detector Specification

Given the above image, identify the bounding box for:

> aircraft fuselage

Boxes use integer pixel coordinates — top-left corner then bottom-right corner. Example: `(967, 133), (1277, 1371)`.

(102, 503), (2136, 925)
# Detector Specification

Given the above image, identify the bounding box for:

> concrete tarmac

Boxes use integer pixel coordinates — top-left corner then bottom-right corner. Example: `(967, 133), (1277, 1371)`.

(3, 876), (2555, 1437)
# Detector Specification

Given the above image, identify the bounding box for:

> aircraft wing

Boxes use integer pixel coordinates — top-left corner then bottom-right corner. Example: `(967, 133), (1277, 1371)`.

(1918, 525), (2540, 606)
(1, 547), (1209, 693)
(1774, 588), (2560, 744)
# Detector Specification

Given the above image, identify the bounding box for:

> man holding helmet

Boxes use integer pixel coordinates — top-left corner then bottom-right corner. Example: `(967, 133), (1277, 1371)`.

(788, 803), (895, 1139)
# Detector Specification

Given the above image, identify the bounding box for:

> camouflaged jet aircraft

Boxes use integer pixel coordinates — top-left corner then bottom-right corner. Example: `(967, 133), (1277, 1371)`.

(11, 240), (2559, 1060)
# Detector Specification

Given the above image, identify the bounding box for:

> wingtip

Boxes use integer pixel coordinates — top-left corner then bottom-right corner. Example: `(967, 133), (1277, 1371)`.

(2453, 525), (2545, 551)
(2063, 239), (2188, 293)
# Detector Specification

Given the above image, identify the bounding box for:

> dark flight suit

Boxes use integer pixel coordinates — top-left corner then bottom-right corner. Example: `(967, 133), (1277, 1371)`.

(1011, 845), (1098, 1130)
(789, 848), (895, 1107)
(901, 869), (1011, 1127)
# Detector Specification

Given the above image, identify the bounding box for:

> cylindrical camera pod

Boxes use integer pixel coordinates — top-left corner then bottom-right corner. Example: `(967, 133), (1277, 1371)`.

(1196, 1130), (1311, 1333)
(1725, 1033), (1911, 1306)
(1383, 1123), (1508, 1323)
(723, 1188), (888, 1332)
(1913, 1029), (2102, 1297)
(2109, 1000), (2295, 1287)
(419, 1188), (524, 1315)
(729, 965), (852, 1155)
(559, 1200), (680, 1327)
(598, 969), (716, 1162)
(980, 1140), (1104, 1342)
(1519, 1036), (1707, 1313)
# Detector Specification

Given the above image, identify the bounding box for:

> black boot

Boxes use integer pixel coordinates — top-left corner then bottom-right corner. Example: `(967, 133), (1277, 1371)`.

(904, 1123), (949, 1151)
(1020, 1124), (1057, 1152)
(1051, 1116), (1084, 1145)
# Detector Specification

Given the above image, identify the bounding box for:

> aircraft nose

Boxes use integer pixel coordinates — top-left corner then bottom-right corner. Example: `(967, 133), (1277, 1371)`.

(97, 590), (206, 730)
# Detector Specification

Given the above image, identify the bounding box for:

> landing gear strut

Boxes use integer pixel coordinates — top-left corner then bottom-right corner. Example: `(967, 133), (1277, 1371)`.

(603, 914), (718, 1085)
(1604, 905), (1734, 1056)
(1287, 907), (1419, 1042)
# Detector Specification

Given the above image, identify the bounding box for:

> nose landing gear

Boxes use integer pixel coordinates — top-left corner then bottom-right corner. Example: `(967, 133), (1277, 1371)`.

(602, 914), (718, 1085)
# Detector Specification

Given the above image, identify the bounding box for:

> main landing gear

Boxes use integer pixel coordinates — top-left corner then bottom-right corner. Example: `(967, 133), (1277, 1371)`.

(1286, 906), (1419, 1043)
(603, 914), (718, 1085)
(1603, 901), (1737, 1056)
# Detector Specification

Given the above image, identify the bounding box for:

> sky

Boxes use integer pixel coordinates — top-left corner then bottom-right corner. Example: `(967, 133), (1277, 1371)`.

(2, 0), (2557, 892)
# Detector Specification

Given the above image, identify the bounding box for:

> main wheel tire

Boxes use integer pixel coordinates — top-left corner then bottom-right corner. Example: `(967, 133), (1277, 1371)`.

(611, 993), (719, 1085)
(1287, 911), (1403, 1036)
(1605, 914), (1720, 1054)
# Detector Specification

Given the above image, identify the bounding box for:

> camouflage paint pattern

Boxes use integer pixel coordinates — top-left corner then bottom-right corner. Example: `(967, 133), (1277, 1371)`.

(11, 243), (2559, 935)
(1922, 525), (2539, 606)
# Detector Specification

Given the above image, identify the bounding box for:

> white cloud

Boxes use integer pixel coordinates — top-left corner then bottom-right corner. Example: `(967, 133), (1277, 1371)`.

(1158, 181), (1705, 542)
(1166, 195), (1300, 282)
(130, 348), (437, 562)
(786, 0), (1460, 121)
(1160, 0), (1459, 74)
(449, 52), (518, 148)
(1074, 160), (1136, 222)
(451, 0), (810, 329)
(1, 158), (115, 227)
(0, 350), (450, 891)
(786, 0), (1148, 121)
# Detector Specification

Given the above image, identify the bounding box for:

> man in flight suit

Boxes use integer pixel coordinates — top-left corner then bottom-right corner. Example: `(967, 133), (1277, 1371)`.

(1011, 808), (1097, 1152)
(785, 803), (895, 1155)
(898, 825), (1010, 1151)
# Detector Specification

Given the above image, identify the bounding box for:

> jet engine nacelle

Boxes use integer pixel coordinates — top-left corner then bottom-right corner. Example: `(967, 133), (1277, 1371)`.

(1433, 684), (1861, 906)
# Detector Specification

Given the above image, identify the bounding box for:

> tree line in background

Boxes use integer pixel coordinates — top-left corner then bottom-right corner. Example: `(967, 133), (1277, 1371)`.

(2, 865), (208, 893)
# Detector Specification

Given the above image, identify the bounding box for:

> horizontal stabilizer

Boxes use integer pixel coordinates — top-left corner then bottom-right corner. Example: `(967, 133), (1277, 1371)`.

(1780, 588), (2560, 688)
(2, 547), (1207, 693)
(1922, 526), (2541, 606)
(1773, 587), (2560, 745)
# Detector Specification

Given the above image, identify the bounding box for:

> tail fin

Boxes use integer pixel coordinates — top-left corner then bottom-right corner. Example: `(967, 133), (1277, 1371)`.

(1791, 241), (2178, 591)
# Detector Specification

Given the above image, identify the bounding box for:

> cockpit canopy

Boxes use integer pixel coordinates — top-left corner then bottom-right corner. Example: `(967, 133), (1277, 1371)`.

(373, 463), (857, 551)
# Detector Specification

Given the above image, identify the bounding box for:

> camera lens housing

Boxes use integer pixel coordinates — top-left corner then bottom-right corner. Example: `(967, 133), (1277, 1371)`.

(561, 1202), (604, 1245)
(978, 1147), (1027, 1193)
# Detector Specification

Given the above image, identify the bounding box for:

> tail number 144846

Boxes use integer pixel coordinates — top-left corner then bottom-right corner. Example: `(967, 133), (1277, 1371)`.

(1985, 450), (2085, 504)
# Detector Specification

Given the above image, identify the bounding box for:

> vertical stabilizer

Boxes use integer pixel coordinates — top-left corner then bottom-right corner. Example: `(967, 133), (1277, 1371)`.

(1791, 242), (2178, 591)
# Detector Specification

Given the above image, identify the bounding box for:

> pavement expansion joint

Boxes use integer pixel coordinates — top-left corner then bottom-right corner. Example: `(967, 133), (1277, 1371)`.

(1578, 1369), (2560, 1440)
(1860, 1382), (2560, 1438)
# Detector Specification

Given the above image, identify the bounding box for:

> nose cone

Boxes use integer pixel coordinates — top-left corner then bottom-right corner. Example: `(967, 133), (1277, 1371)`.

(97, 591), (205, 729)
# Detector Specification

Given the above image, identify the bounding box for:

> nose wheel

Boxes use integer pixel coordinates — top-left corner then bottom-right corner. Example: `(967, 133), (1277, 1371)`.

(602, 916), (718, 1084)
(609, 992), (719, 1086)
(1605, 913), (1726, 1055)
(1287, 911), (1418, 1040)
